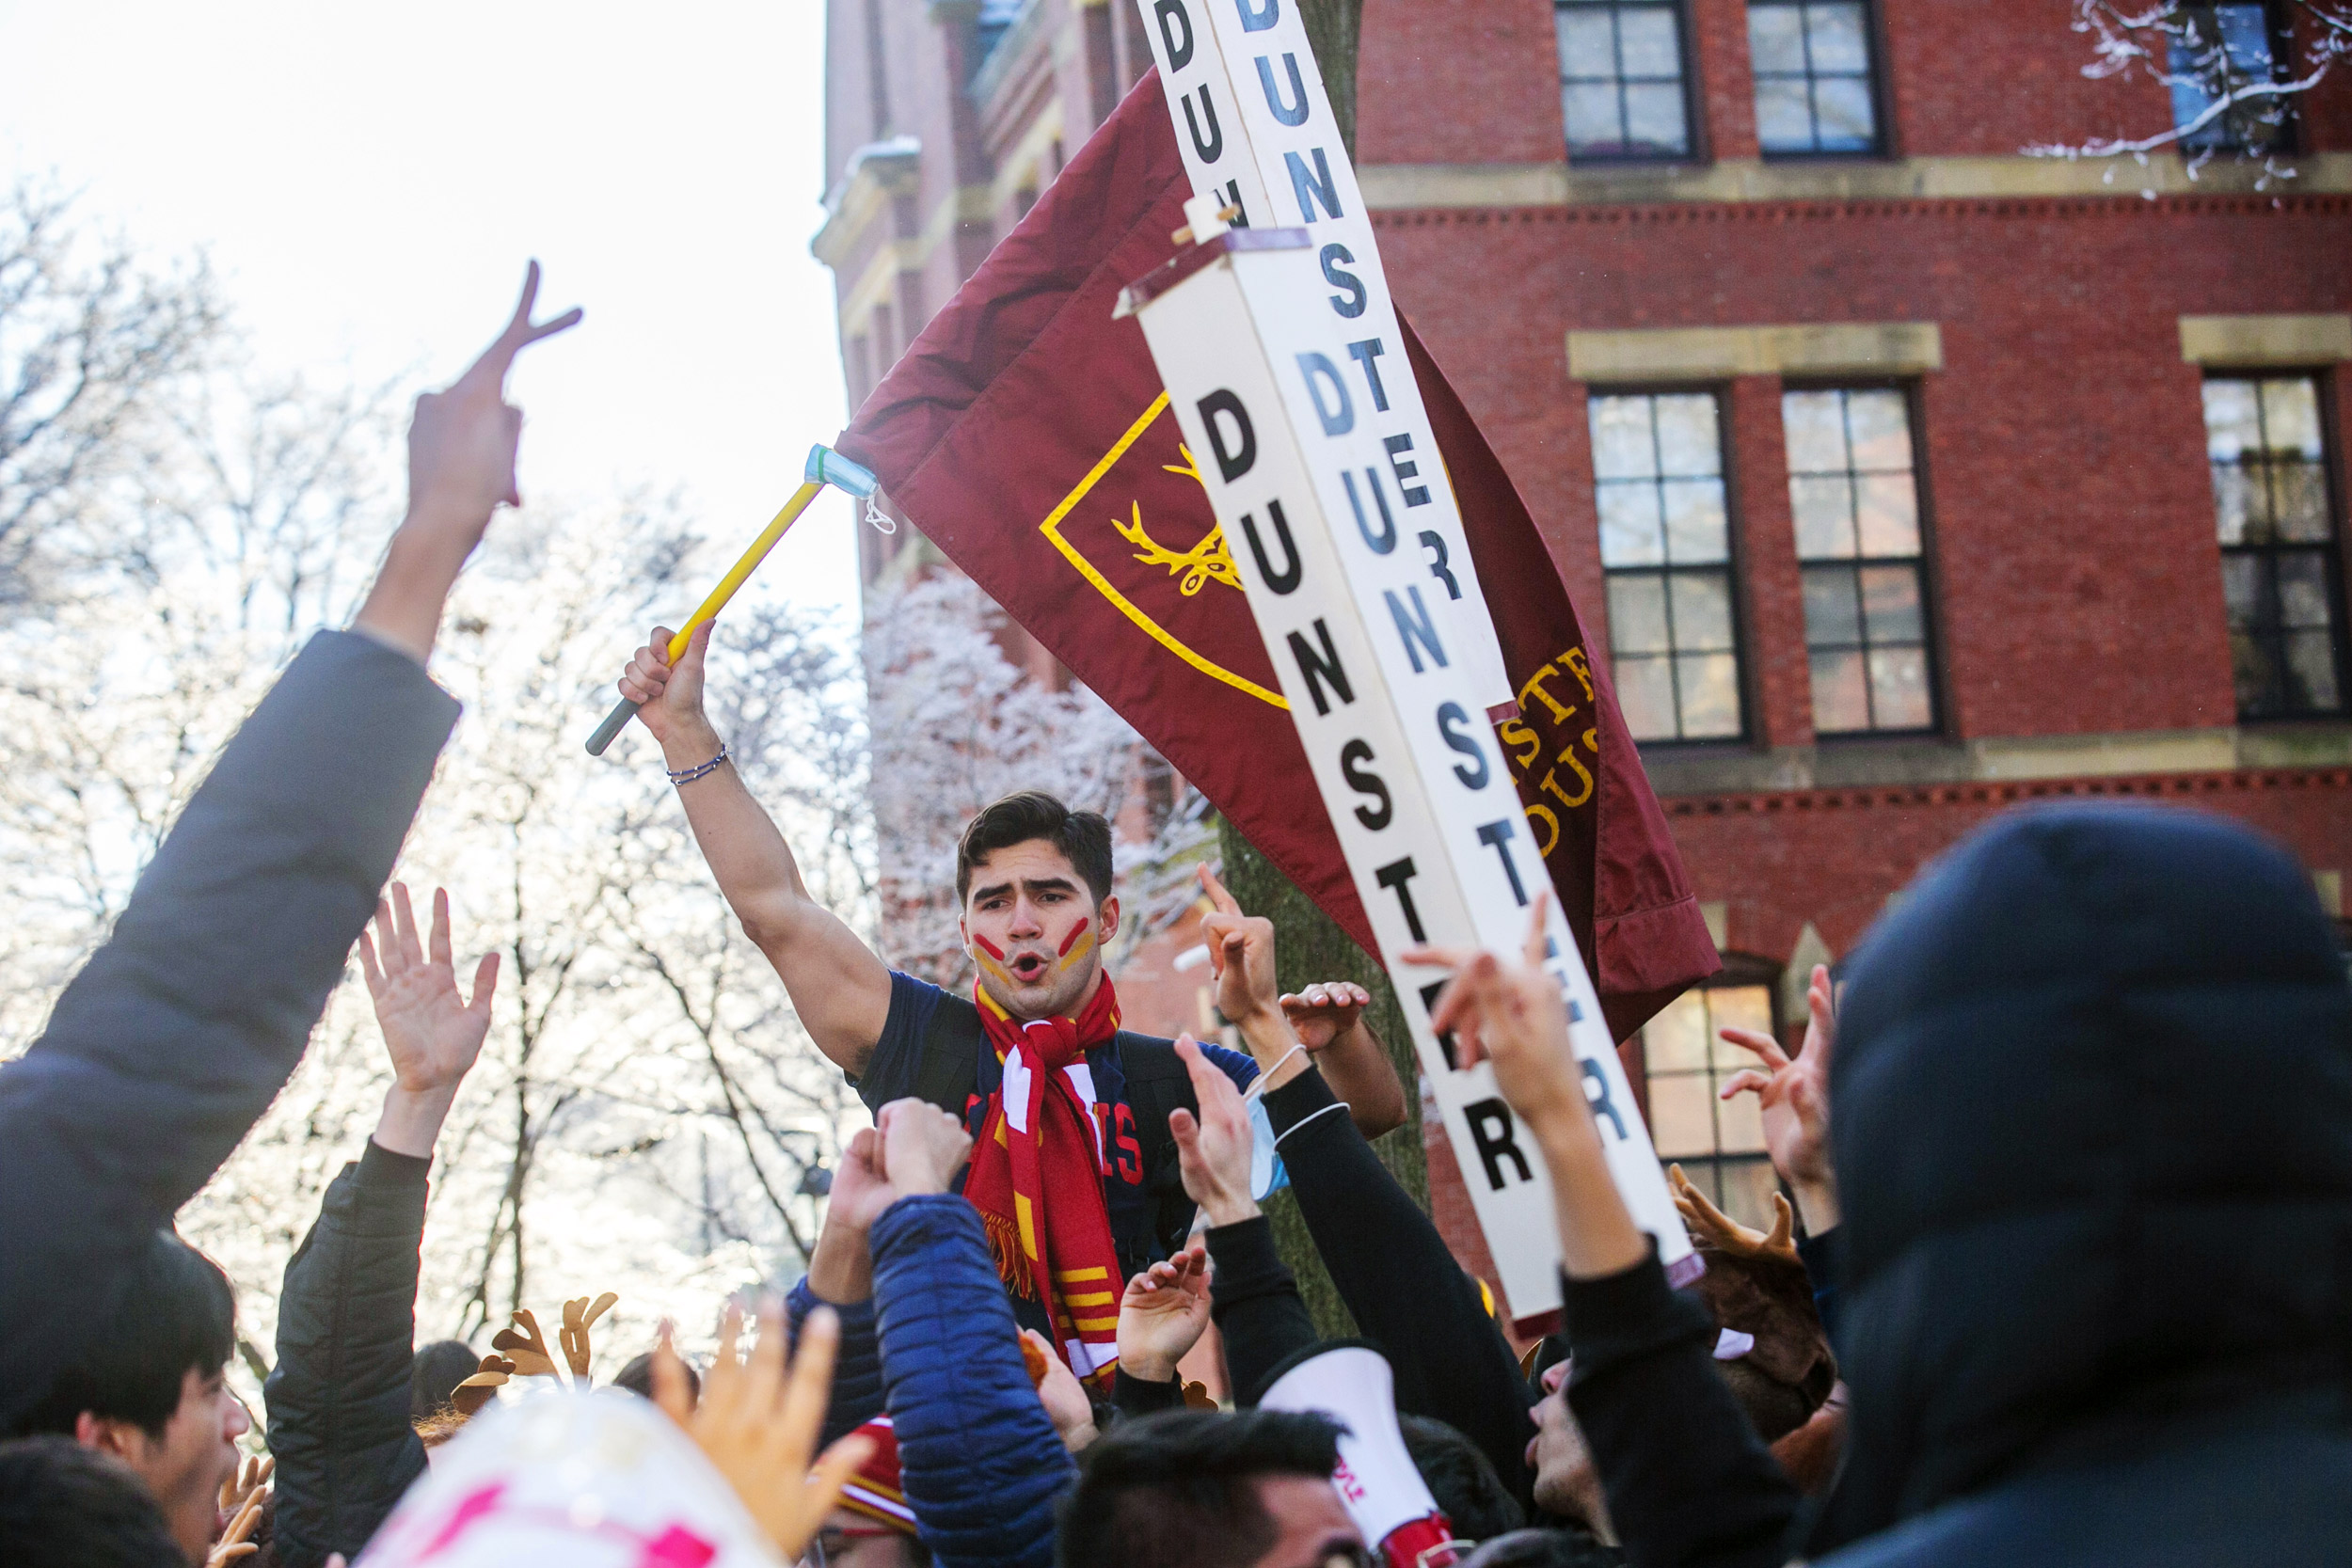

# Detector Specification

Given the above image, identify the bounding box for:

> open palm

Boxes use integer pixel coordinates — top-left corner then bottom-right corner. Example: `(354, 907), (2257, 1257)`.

(359, 883), (498, 1095)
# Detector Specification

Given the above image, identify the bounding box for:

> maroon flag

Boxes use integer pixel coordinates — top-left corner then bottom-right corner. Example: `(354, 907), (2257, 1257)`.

(835, 71), (1716, 1036)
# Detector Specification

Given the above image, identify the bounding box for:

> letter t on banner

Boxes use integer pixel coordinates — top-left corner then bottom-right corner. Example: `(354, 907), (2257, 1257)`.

(1122, 231), (1696, 1331)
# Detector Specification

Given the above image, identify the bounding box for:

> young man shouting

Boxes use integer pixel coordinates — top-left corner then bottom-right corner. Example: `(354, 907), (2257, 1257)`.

(616, 626), (1405, 1377)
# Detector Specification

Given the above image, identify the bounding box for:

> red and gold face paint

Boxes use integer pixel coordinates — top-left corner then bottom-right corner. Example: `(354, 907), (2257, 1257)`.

(1055, 917), (1096, 975)
(968, 930), (1018, 991)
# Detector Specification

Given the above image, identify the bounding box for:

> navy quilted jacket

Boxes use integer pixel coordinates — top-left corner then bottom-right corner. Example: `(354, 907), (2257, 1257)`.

(786, 1275), (885, 1449)
(872, 1195), (1074, 1568)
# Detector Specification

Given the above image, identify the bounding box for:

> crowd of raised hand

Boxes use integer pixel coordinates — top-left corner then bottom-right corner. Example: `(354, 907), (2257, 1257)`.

(4, 278), (2347, 1568)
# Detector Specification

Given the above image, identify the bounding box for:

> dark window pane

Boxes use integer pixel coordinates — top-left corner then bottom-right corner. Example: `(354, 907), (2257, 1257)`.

(1790, 476), (1857, 558)
(1858, 563), (1923, 641)
(1804, 2), (1870, 72)
(2213, 463), (2265, 546)
(2286, 630), (2343, 710)
(1747, 5), (1806, 71)
(1867, 645), (1931, 728)
(1565, 84), (1626, 147)
(1598, 482), (1666, 566)
(1670, 572), (1736, 652)
(1811, 76), (1877, 149)
(1654, 393), (1724, 476)
(1609, 575), (1673, 654)
(1856, 472), (1921, 555)
(1623, 84), (1690, 153)
(1677, 653), (1743, 736)
(1591, 394), (1658, 479)
(1802, 565), (1862, 646)
(2275, 463), (2332, 543)
(2278, 552), (2336, 628)
(1618, 8), (1682, 74)
(1846, 388), (1914, 469)
(2169, 2), (2286, 151)
(2219, 551), (2263, 628)
(1614, 656), (1678, 740)
(1661, 479), (1730, 564)
(1753, 77), (1815, 149)
(1810, 648), (1870, 732)
(2231, 629), (2275, 713)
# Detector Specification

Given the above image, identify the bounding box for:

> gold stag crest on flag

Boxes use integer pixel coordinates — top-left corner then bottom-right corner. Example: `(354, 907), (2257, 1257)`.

(1037, 391), (1287, 711)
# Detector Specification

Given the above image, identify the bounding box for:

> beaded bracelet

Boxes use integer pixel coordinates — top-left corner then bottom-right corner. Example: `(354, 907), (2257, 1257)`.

(666, 741), (730, 785)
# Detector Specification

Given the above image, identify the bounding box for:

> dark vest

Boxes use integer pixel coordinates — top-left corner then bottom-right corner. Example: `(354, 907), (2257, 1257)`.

(907, 990), (1205, 1279)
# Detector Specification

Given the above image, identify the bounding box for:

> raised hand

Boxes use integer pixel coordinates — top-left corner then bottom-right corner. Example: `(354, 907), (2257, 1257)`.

(1718, 962), (1838, 1230)
(356, 264), (582, 664)
(405, 261), (581, 535)
(876, 1098), (974, 1198)
(1279, 980), (1371, 1052)
(827, 1125), (900, 1235)
(1168, 1034), (1260, 1227)
(1407, 896), (1645, 1280)
(1117, 1241), (1211, 1384)
(616, 620), (717, 752)
(361, 884), (498, 1158)
(651, 1304), (874, 1560)
(1196, 863), (1281, 1028)
(1407, 896), (1581, 1135)
(1022, 1328), (1100, 1452)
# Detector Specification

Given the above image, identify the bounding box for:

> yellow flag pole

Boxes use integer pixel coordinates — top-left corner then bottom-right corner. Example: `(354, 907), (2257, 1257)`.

(585, 445), (878, 756)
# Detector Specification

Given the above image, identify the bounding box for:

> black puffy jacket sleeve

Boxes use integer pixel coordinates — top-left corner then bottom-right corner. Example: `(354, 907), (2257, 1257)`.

(0, 630), (458, 1429)
(266, 1141), (435, 1568)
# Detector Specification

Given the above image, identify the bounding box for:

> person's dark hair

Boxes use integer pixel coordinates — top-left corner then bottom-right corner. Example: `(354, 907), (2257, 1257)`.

(612, 1350), (699, 1403)
(10, 1230), (233, 1439)
(956, 792), (1113, 907)
(410, 1339), (480, 1421)
(1399, 1415), (1524, 1544)
(0, 1435), (184, 1568)
(1055, 1409), (1345, 1568)
(1461, 1526), (1628, 1568)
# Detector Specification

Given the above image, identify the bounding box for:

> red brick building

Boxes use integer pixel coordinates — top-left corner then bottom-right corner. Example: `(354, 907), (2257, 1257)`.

(820, 0), (2352, 1230)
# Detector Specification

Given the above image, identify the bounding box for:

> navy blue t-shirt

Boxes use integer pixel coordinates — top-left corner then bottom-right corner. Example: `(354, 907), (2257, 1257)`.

(853, 972), (1258, 1270)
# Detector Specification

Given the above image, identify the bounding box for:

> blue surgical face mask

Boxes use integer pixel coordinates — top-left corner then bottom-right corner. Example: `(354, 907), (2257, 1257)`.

(1248, 1091), (1291, 1201)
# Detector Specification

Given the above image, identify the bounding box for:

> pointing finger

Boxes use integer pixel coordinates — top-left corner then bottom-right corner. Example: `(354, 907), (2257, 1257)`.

(1718, 1026), (1790, 1072)
(1520, 891), (1550, 970)
(1196, 862), (1242, 916)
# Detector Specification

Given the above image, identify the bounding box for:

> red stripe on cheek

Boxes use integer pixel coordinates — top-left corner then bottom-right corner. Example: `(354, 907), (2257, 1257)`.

(1057, 921), (1092, 958)
(972, 934), (1005, 959)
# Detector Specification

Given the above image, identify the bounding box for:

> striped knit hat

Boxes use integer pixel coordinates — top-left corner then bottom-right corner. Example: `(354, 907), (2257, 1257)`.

(836, 1416), (916, 1535)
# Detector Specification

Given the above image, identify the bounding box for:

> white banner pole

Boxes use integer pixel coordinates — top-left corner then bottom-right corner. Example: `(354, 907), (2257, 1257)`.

(1125, 230), (1695, 1328)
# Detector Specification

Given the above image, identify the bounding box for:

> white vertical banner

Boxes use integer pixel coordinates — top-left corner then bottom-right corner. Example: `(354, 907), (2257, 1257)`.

(1135, 0), (1517, 721)
(1125, 233), (1694, 1327)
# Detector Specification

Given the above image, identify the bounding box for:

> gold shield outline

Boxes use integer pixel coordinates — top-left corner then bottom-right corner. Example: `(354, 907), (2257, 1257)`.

(1037, 392), (1287, 710)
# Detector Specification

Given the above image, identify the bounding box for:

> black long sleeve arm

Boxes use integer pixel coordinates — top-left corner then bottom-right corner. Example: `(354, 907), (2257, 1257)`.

(1262, 1067), (1540, 1508)
(1205, 1215), (1316, 1404)
(1565, 1248), (1800, 1568)
(266, 1141), (435, 1568)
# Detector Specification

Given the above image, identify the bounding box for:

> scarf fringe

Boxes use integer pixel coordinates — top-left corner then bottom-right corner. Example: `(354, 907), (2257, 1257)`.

(980, 1209), (1035, 1300)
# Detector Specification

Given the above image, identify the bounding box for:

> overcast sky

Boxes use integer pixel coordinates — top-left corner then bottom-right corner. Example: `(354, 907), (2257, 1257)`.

(0, 0), (862, 618)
